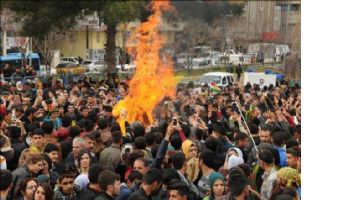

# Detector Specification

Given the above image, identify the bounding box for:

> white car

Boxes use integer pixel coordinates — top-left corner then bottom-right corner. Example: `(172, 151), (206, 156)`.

(82, 60), (107, 72)
(198, 72), (235, 87)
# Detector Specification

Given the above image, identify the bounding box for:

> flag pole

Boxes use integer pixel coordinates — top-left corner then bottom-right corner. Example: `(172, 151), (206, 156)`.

(235, 101), (259, 154)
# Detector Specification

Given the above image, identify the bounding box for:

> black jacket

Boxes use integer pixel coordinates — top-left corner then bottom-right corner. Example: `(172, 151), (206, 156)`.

(94, 193), (115, 200)
(78, 184), (102, 200)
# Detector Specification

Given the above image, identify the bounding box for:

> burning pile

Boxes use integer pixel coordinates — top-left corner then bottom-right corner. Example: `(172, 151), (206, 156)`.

(113, 1), (177, 134)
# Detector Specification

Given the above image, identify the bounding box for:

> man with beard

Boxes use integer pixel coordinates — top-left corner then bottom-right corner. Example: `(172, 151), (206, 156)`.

(128, 168), (165, 200)
(94, 170), (121, 200)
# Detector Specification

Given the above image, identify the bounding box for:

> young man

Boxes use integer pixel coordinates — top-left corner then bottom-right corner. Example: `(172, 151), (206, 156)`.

(286, 147), (301, 171)
(197, 149), (216, 198)
(12, 154), (43, 191)
(0, 169), (13, 200)
(167, 181), (189, 200)
(127, 168), (164, 200)
(229, 167), (250, 200)
(272, 131), (287, 167)
(95, 170), (121, 200)
(99, 131), (122, 171)
(258, 149), (278, 200)
(54, 172), (79, 200)
(18, 128), (45, 166)
(116, 170), (142, 200)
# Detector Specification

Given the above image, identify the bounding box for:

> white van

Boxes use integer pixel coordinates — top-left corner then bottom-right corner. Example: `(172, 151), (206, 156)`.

(198, 72), (235, 87)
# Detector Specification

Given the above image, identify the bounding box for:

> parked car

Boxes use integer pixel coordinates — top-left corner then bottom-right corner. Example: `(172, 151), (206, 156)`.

(56, 63), (87, 74)
(82, 60), (107, 73)
(60, 57), (79, 65)
(198, 72), (235, 87)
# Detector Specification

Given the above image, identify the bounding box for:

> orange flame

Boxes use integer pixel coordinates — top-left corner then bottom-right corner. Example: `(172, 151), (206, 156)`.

(113, 0), (176, 135)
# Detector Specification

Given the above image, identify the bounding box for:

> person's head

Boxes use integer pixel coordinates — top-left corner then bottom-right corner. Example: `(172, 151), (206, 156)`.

(286, 147), (301, 170)
(112, 131), (122, 145)
(72, 137), (87, 157)
(81, 106), (89, 117)
(199, 149), (216, 170)
(127, 170), (143, 188)
(170, 133), (182, 150)
(98, 118), (109, 130)
(235, 132), (249, 148)
(43, 143), (59, 164)
(205, 136), (220, 152)
(83, 133), (96, 152)
(133, 158), (150, 175)
(229, 167), (249, 200)
(209, 172), (226, 198)
(259, 127), (272, 143)
(98, 170), (121, 197)
(142, 168), (163, 195)
(272, 131), (286, 147)
(16, 178), (37, 200)
(61, 115), (72, 128)
(83, 119), (94, 132)
(34, 182), (53, 200)
(26, 154), (44, 174)
(41, 121), (54, 135)
(69, 126), (81, 138)
(77, 149), (92, 171)
(31, 128), (45, 148)
(145, 132), (156, 147)
(276, 167), (301, 188)
(8, 126), (22, 139)
(134, 136), (147, 150)
(131, 121), (145, 137)
(41, 154), (52, 174)
(212, 123), (226, 138)
(0, 169), (13, 194)
(258, 149), (274, 170)
(167, 180), (189, 200)
(125, 150), (145, 168)
(172, 152), (186, 171)
(88, 163), (104, 184)
(57, 172), (75, 194)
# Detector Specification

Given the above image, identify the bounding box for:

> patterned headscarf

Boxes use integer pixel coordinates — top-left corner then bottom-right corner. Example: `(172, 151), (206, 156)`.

(277, 167), (301, 187)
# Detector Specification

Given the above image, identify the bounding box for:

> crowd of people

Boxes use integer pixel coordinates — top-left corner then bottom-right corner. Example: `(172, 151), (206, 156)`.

(0, 66), (301, 200)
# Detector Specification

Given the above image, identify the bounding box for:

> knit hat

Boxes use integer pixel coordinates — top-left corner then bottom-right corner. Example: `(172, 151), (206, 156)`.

(277, 167), (301, 187)
(208, 172), (225, 197)
(209, 172), (225, 188)
(228, 155), (244, 170)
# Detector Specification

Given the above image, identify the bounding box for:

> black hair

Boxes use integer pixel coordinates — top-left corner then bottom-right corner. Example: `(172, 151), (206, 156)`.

(131, 121), (146, 137)
(272, 131), (286, 147)
(195, 128), (206, 140)
(128, 170), (143, 183)
(143, 168), (163, 185)
(180, 124), (191, 138)
(61, 115), (72, 127)
(286, 147), (301, 158)
(229, 167), (247, 198)
(44, 143), (59, 154)
(110, 123), (122, 133)
(172, 152), (186, 170)
(69, 125), (81, 138)
(98, 170), (121, 191)
(31, 128), (44, 137)
(0, 169), (13, 190)
(112, 131), (122, 144)
(41, 121), (54, 135)
(199, 149), (216, 169)
(36, 183), (53, 200)
(167, 180), (190, 197)
(235, 132), (248, 141)
(134, 136), (147, 150)
(144, 132), (155, 146)
(8, 126), (21, 139)
(170, 133), (182, 150)
(163, 168), (180, 185)
(205, 136), (220, 152)
(77, 149), (92, 169)
(258, 149), (274, 165)
(286, 138), (299, 149)
(42, 153), (52, 170)
(213, 123), (227, 135)
(98, 118), (109, 129)
(83, 119), (95, 132)
(88, 163), (104, 184)
(237, 163), (252, 177)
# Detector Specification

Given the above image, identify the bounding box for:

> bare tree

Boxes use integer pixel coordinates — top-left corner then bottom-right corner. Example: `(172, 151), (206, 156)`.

(33, 31), (65, 75)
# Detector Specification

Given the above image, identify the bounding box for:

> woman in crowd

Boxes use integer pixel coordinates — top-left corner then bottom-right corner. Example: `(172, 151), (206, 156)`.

(14, 178), (38, 200)
(73, 149), (92, 189)
(33, 182), (53, 200)
(203, 172), (227, 200)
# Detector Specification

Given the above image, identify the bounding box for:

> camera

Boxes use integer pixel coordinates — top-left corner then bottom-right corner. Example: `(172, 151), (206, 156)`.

(172, 118), (177, 126)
